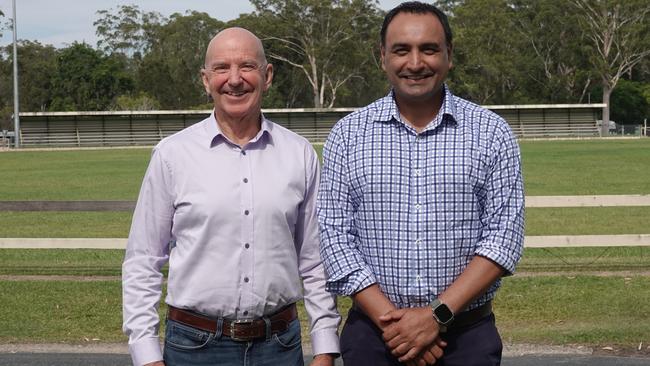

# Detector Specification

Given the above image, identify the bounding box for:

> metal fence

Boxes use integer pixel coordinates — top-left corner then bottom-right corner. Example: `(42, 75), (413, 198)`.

(15, 103), (606, 148)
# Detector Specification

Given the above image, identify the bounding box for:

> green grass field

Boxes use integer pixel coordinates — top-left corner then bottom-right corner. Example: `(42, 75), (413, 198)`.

(0, 139), (649, 200)
(1, 139), (649, 352)
(1, 139), (649, 237)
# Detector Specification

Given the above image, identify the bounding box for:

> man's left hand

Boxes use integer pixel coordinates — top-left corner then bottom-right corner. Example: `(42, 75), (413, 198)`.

(380, 307), (440, 361)
(310, 353), (336, 366)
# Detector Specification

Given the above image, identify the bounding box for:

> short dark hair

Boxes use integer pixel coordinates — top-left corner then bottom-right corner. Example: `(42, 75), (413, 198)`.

(380, 2), (453, 48)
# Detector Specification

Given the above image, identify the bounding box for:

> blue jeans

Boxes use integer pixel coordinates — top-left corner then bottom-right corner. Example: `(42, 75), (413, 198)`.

(163, 318), (304, 366)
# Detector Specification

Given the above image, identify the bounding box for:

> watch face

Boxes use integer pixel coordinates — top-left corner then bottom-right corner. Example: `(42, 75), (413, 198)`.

(434, 304), (454, 323)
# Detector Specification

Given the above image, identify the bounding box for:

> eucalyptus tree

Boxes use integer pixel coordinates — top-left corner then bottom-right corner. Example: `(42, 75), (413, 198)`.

(570, 0), (650, 135)
(249, 0), (384, 108)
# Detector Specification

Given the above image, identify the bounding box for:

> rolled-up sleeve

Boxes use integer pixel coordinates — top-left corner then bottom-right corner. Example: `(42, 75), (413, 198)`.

(474, 125), (525, 275)
(294, 145), (341, 355)
(122, 146), (174, 366)
(317, 125), (377, 296)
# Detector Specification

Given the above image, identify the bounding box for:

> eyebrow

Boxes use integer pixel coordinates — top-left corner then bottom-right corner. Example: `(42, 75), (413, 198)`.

(390, 42), (442, 51)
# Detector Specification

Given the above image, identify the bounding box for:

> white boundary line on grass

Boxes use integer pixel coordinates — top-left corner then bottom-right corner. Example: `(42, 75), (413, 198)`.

(2, 235), (650, 249)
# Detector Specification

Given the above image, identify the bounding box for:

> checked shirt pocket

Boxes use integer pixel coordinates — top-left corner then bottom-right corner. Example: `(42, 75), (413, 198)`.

(165, 320), (213, 350)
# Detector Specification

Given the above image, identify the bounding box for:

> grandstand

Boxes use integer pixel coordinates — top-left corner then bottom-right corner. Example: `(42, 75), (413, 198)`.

(16, 103), (605, 147)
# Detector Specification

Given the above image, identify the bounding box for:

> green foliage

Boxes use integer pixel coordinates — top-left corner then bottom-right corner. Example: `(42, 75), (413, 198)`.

(137, 11), (224, 109)
(247, 0), (385, 108)
(1, 0), (649, 112)
(610, 79), (650, 124)
(0, 41), (58, 112)
(112, 91), (160, 110)
(448, 0), (526, 104)
(50, 43), (134, 111)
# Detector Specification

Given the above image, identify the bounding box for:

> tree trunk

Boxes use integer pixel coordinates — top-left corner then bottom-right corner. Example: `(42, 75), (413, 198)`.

(601, 81), (612, 137)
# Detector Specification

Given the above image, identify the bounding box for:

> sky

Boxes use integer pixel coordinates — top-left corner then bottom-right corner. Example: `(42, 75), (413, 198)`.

(0, 0), (405, 48)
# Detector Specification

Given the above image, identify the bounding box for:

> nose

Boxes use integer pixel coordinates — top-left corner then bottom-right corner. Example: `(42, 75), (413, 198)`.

(227, 66), (243, 86)
(406, 51), (424, 71)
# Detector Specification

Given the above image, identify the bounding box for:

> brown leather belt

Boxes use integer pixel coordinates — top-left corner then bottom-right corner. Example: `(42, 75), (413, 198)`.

(448, 301), (493, 331)
(167, 304), (297, 342)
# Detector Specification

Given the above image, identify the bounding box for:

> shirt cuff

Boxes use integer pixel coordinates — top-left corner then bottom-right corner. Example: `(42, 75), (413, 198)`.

(475, 240), (521, 275)
(129, 336), (163, 366)
(310, 327), (340, 356)
(325, 266), (377, 296)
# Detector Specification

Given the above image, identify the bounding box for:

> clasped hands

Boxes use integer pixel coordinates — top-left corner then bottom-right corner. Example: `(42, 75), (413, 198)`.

(379, 307), (447, 366)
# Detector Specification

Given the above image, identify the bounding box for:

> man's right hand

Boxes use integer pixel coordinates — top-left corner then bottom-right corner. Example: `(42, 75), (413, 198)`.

(144, 362), (165, 366)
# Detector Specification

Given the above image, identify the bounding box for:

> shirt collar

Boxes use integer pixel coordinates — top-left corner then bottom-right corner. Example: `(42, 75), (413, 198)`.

(373, 84), (459, 130)
(203, 110), (271, 148)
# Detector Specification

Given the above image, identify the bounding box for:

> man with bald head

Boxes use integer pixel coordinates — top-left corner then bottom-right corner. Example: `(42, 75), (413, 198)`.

(122, 27), (340, 366)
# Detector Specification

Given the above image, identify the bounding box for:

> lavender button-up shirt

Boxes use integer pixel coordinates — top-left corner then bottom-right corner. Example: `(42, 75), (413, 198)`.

(123, 112), (340, 365)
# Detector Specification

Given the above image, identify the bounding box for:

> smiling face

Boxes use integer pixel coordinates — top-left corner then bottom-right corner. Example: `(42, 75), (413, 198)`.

(381, 12), (453, 107)
(201, 28), (273, 124)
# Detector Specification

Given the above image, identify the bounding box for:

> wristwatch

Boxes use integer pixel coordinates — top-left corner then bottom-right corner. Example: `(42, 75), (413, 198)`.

(430, 298), (454, 332)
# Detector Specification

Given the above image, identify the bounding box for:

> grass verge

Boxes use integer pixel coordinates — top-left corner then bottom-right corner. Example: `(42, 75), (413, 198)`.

(1, 275), (648, 352)
(3, 206), (650, 238)
(2, 247), (649, 276)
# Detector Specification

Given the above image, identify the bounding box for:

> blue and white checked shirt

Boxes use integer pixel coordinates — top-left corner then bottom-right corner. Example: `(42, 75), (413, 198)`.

(317, 85), (525, 310)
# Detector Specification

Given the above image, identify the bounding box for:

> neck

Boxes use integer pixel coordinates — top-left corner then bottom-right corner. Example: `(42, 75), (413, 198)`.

(395, 93), (444, 133)
(214, 111), (262, 147)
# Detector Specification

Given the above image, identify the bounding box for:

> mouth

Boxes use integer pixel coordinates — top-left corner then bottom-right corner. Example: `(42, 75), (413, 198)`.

(224, 90), (248, 97)
(401, 74), (434, 81)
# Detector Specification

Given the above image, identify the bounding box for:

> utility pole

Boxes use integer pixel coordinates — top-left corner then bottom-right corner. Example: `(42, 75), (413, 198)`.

(12, 0), (20, 148)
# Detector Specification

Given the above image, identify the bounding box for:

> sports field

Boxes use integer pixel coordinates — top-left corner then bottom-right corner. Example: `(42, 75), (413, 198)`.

(1, 138), (649, 354)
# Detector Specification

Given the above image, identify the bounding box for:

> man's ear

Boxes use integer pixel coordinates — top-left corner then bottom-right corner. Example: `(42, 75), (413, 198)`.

(200, 69), (211, 95)
(263, 63), (274, 91)
(380, 46), (387, 71)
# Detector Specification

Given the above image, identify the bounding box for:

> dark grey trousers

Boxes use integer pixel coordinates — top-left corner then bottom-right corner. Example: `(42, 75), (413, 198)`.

(340, 308), (502, 366)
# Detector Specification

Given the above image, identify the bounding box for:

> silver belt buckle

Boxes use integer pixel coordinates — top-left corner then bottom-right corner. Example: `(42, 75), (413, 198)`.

(229, 319), (253, 341)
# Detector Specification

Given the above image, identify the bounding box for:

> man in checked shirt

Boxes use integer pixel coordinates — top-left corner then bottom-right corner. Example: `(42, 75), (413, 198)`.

(317, 2), (524, 366)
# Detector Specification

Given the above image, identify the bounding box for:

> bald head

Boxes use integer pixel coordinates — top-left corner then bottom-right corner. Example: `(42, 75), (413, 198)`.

(205, 27), (267, 67)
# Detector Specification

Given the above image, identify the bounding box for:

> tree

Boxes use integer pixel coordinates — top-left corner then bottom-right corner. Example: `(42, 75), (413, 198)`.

(94, 5), (164, 57)
(137, 11), (224, 109)
(445, 0), (527, 104)
(512, 0), (595, 103)
(609, 79), (649, 125)
(50, 43), (134, 111)
(112, 91), (160, 111)
(571, 0), (650, 135)
(249, 0), (383, 108)
(3, 41), (58, 111)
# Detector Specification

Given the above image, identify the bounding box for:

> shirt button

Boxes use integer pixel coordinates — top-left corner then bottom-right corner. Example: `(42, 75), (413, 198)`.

(243, 178), (248, 183)
(415, 169), (421, 176)
(241, 150), (247, 156)
(244, 210), (250, 215)
(245, 243), (250, 249)
(416, 274), (422, 281)
(415, 239), (422, 245)
(244, 277), (249, 283)
(415, 204), (421, 211)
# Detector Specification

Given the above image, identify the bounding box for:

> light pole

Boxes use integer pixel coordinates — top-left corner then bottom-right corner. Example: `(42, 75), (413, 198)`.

(12, 0), (20, 148)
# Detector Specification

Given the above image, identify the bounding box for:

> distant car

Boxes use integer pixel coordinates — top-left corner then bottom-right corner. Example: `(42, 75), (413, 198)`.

(596, 120), (617, 131)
